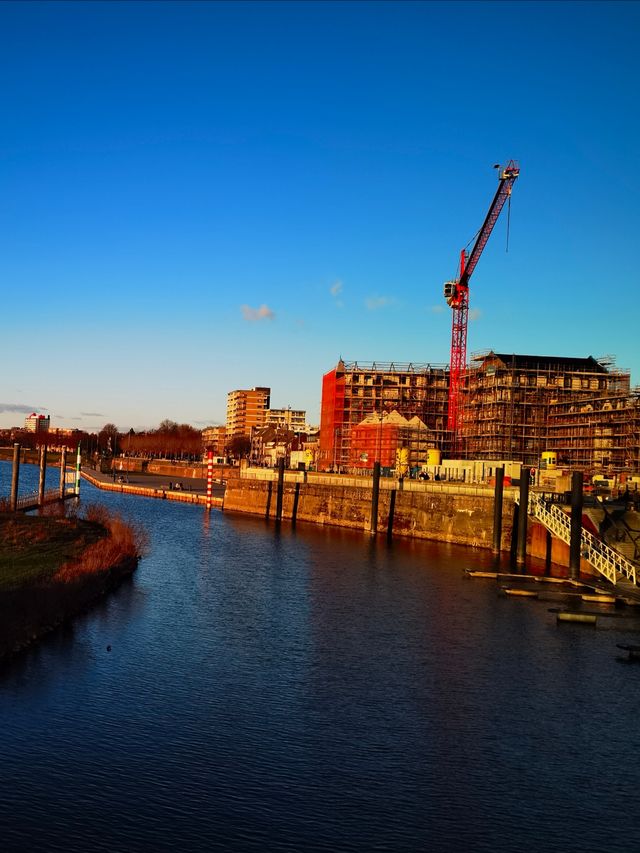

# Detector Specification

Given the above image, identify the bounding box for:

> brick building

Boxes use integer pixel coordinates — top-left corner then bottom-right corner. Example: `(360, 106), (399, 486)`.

(319, 360), (449, 471)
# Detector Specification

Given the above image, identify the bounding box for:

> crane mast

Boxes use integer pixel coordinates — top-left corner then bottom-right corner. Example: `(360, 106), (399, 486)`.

(444, 160), (520, 453)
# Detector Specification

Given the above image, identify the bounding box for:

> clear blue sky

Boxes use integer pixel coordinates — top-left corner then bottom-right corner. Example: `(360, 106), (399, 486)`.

(1, 0), (639, 432)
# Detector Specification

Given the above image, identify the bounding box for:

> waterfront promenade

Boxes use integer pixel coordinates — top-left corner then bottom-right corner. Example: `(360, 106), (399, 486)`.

(81, 466), (225, 506)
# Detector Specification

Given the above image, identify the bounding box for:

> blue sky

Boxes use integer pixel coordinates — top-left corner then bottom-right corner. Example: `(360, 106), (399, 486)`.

(1, 0), (639, 432)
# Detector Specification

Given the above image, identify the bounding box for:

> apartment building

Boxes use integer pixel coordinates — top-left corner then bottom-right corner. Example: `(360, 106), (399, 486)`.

(226, 387), (271, 438)
(265, 407), (307, 433)
(201, 425), (227, 456)
(24, 412), (50, 432)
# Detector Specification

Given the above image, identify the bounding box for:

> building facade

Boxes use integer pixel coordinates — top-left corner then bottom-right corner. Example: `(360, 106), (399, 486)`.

(546, 388), (640, 472)
(319, 360), (449, 471)
(460, 352), (632, 467)
(226, 387), (270, 439)
(348, 411), (432, 472)
(202, 425), (227, 456)
(320, 353), (639, 473)
(24, 413), (50, 432)
(265, 407), (307, 433)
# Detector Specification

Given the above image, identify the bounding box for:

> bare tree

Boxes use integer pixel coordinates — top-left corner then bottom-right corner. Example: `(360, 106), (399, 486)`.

(98, 423), (119, 455)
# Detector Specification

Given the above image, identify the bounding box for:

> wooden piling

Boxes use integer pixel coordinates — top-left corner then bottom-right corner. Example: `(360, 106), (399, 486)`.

(292, 482), (300, 527)
(492, 466), (504, 554)
(387, 489), (396, 541)
(10, 443), (20, 511)
(275, 457), (285, 522)
(38, 443), (48, 506)
(517, 468), (530, 565)
(370, 461), (381, 536)
(569, 471), (583, 580)
(59, 447), (67, 499)
(265, 481), (273, 519)
(545, 529), (552, 575)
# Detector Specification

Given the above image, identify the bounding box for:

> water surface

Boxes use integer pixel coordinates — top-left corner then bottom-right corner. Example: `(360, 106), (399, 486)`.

(1, 465), (639, 851)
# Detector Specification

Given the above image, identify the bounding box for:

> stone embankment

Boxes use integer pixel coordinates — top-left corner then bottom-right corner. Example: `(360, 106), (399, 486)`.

(224, 473), (517, 551)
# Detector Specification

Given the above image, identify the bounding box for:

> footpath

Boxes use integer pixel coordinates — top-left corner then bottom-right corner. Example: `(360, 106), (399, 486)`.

(81, 467), (224, 508)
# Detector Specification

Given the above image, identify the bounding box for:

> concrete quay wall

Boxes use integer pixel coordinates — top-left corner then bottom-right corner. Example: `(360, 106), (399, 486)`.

(224, 478), (515, 551)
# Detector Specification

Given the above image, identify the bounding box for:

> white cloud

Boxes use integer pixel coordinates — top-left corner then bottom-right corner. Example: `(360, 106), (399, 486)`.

(365, 295), (394, 311)
(330, 279), (343, 297)
(429, 305), (445, 314)
(241, 304), (275, 322)
(469, 308), (482, 321)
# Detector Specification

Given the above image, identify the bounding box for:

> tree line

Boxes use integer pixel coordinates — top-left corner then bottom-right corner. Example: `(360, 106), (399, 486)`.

(103, 420), (204, 459)
(2, 420), (206, 461)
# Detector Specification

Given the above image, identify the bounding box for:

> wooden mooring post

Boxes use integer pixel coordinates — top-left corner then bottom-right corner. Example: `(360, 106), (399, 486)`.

(517, 468), (530, 566)
(387, 488), (396, 541)
(370, 461), (381, 536)
(38, 444), (48, 506)
(569, 471), (583, 580)
(275, 457), (285, 523)
(291, 482), (300, 528)
(59, 447), (68, 499)
(492, 466), (504, 554)
(10, 442), (20, 511)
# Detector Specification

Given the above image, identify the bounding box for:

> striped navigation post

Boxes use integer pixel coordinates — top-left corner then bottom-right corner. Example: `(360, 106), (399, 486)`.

(206, 449), (213, 511)
(75, 443), (82, 496)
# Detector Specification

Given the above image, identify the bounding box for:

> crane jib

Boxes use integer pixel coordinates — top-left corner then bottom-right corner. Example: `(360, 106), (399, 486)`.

(460, 173), (519, 287)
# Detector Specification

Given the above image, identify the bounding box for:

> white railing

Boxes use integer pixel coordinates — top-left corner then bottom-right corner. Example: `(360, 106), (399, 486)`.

(15, 491), (40, 509)
(527, 493), (637, 586)
(15, 488), (64, 510)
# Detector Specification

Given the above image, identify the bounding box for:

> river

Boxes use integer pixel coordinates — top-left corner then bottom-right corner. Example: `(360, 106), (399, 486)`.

(1, 462), (639, 851)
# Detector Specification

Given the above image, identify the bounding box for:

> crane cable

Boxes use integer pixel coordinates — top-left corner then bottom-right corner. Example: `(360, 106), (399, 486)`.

(506, 191), (511, 253)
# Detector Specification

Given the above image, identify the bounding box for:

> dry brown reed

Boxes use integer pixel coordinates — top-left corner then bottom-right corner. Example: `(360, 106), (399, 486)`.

(54, 504), (148, 583)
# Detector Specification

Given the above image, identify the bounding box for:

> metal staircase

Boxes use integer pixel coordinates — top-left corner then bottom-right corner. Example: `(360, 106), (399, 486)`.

(527, 493), (637, 587)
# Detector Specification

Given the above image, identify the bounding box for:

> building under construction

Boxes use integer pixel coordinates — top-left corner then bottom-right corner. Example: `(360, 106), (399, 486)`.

(459, 352), (636, 470)
(319, 352), (640, 473)
(546, 387), (640, 472)
(319, 360), (449, 470)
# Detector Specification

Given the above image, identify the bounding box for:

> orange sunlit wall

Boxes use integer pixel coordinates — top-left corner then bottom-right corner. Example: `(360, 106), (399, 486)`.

(349, 423), (399, 470)
(319, 366), (345, 469)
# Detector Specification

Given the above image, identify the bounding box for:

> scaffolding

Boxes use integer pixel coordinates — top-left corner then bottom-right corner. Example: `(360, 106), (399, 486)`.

(319, 353), (640, 473)
(319, 361), (449, 470)
(460, 352), (634, 468)
(546, 387), (640, 472)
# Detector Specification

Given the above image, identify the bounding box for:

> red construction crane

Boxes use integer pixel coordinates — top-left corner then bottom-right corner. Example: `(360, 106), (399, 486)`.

(444, 160), (520, 453)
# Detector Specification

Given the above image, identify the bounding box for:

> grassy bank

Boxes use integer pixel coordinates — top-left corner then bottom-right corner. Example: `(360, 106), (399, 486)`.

(0, 505), (147, 659)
